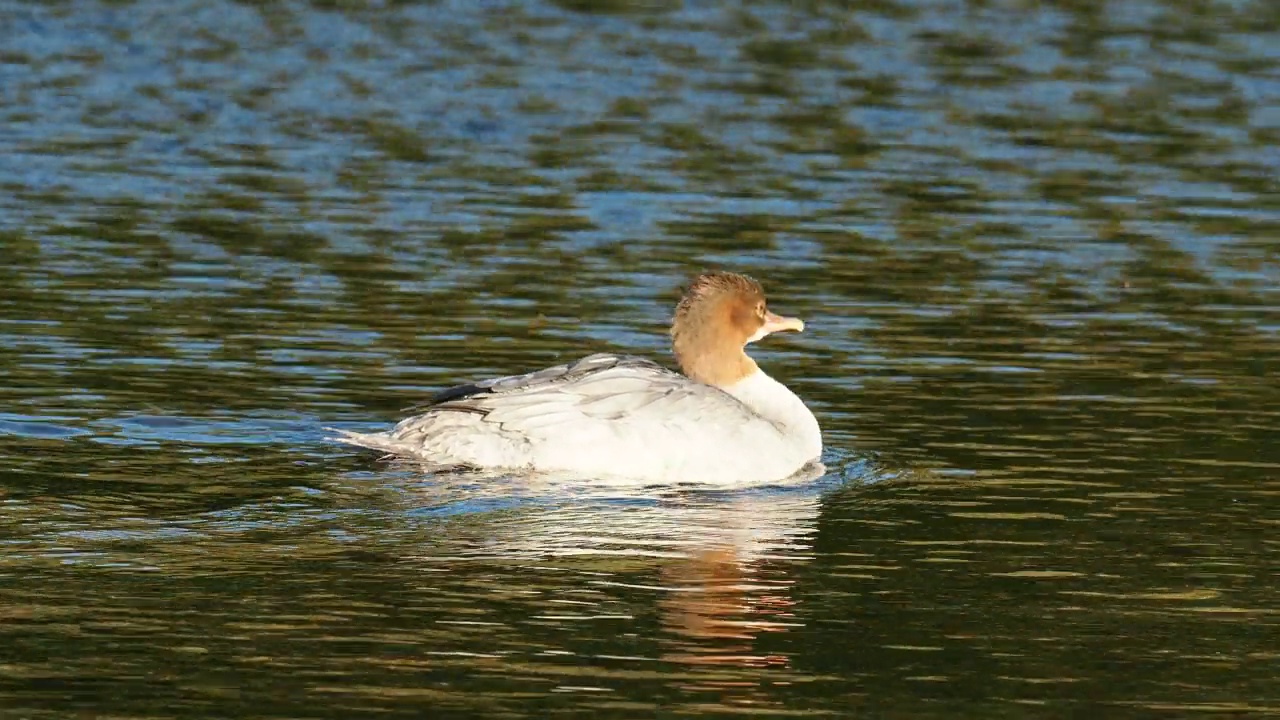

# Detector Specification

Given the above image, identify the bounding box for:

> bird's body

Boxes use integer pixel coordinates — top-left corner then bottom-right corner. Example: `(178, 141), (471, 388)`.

(331, 272), (822, 485)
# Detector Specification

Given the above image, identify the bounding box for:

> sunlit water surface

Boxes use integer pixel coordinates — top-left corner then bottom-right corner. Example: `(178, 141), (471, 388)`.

(1, 0), (1279, 717)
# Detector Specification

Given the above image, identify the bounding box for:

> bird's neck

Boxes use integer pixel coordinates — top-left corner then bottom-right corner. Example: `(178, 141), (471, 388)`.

(674, 338), (757, 387)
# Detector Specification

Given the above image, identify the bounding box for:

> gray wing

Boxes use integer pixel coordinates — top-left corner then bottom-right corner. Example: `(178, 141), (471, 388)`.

(404, 354), (663, 411)
(400, 352), (763, 432)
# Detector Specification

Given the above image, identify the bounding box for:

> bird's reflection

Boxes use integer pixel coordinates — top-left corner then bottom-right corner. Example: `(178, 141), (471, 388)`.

(657, 542), (797, 669)
(394, 462), (830, 707)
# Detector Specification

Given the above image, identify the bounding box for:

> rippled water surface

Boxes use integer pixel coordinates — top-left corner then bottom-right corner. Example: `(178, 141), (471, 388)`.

(2, 0), (1279, 717)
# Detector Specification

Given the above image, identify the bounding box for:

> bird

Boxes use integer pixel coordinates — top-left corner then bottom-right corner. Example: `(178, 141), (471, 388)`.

(330, 271), (821, 485)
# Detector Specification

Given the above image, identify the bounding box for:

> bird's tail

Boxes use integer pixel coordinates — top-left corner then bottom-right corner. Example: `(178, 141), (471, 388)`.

(325, 428), (409, 458)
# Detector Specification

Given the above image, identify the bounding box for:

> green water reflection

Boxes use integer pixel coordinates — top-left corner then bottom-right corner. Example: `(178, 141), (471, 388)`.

(0, 0), (1277, 717)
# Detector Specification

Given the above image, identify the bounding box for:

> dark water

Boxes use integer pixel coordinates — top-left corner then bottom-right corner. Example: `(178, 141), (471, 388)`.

(2, 0), (1279, 717)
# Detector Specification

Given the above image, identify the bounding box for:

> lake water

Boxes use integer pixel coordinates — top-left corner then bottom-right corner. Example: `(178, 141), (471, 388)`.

(2, 0), (1278, 717)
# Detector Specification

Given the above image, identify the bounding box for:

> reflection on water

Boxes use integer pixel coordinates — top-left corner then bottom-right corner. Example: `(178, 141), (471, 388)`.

(0, 461), (863, 717)
(1, 0), (1279, 716)
(391, 469), (840, 715)
(651, 495), (811, 678)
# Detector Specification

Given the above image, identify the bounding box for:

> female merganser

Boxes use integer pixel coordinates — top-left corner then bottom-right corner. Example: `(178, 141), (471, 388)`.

(331, 271), (822, 485)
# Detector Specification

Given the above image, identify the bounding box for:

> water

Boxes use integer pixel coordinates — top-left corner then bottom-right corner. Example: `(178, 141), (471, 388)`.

(2, 0), (1278, 716)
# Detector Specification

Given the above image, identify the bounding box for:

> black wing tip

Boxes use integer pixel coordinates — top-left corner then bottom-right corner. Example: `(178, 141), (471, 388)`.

(430, 382), (489, 404)
(398, 381), (492, 414)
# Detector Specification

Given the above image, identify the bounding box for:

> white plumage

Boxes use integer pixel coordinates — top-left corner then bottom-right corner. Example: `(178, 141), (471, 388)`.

(331, 272), (822, 486)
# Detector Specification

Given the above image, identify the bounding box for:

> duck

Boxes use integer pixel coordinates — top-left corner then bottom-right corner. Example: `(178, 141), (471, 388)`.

(330, 271), (822, 485)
